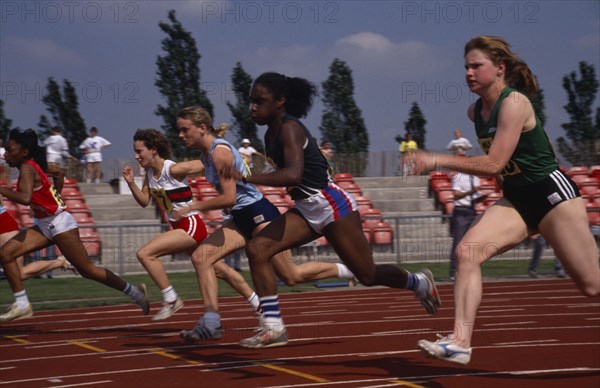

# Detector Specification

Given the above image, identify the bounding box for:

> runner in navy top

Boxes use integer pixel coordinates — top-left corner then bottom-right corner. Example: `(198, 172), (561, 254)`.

(233, 72), (441, 348)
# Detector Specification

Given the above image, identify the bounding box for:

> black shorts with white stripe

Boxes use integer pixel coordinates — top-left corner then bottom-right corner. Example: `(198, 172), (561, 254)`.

(504, 169), (580, 229)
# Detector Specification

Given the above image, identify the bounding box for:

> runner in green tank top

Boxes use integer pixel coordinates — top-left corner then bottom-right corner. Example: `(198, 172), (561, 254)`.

(410, 36), (599, 365)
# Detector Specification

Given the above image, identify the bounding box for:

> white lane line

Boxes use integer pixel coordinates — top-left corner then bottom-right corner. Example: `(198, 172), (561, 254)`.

(47, 380), (112, 388)
(262, 367), (600, 388)
(482, 321), (537, 327)
(495, 339), (559, 345)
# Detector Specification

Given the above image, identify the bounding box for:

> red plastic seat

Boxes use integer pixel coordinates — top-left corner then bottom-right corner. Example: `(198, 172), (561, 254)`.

(334, 173), (354, 183)
(372, 222), (394, 245)
(361, 208), (383, 229)
(586, 203), (600, 226)
(568, 166), (589, 177)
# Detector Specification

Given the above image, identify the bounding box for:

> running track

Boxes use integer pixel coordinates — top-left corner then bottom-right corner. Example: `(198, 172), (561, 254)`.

(1, 278), (599, 387)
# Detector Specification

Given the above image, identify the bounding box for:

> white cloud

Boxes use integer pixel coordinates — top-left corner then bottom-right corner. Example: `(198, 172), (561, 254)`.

(574, 32), (600, 50)
(6, 37), (85, 66)
(332, 32), (445, 79)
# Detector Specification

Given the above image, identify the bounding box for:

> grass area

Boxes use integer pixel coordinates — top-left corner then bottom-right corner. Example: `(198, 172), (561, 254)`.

(0, 259), (560, 311)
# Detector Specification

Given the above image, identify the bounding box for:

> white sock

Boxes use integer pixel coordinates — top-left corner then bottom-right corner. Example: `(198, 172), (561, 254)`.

(248, 292), (260, 313)
(336, 263), (355, 280)
(14, 290), (30, 308)
(161, 285), (177, 303)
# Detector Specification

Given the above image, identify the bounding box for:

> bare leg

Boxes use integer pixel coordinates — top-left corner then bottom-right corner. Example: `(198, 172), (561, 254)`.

(190, 221), (254, 313)
(20, 256), (69, 280)
(246, 210), (317, 297)
(452, 200), (528, 347)
(540, 198), (599, 296)
(137, 229), (197, 290)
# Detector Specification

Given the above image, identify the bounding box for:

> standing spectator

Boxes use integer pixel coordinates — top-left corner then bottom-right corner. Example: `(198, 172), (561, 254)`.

(44, 126), (76, 178)
(319, 141), (336, 174)
(224, 250), (242, 272)
(399, 133), (418, 175)
(237, 138), (263, 173)
(448, 169), (481, 280)
(528, 234), (566, 278)
(0, 139), (7, 182)
(80, 127), (111, 183)
(446, 129), (473, 155)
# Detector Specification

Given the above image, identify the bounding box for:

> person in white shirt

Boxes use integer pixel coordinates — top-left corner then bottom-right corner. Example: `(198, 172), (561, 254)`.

(448, 169), (481, 280)
(237, 138), (263, 173)
(44, 126), (74, 171)
(79, 127), (111, 183)
(446, 129), (472, 155)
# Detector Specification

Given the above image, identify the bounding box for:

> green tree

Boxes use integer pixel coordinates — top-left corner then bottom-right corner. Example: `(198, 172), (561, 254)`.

(38, 77), (87, 156)
(226, 62), (262, 152)
(398, 102), (427, 150)
(556, 61), (600, 166)
(320, 58), (369, 175)
(0, 100), (12, 141)
(155, 9), (213, 159)
(530, 83), (547, 127)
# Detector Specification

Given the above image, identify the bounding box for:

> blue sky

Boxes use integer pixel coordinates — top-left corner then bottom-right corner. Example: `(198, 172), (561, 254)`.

(1, 0), (599, 162)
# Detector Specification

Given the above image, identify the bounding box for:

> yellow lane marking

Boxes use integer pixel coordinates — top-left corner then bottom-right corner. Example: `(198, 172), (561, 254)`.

(3, 336), (31, 344)
(390, 379), (426, 387)
(257, 362), (329, 383)
(69, 341), (107, 353)
(149, 349), (202, 365)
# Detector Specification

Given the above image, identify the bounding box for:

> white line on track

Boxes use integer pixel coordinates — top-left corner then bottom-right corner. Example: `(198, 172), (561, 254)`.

(47, 380), (112, 388)
(482, 321), (537, 327)
(261, 367), (600, 388)
(495, 339), (559, 345)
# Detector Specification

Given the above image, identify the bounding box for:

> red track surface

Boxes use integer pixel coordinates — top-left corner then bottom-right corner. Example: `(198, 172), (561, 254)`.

(1, 278), (599, 387)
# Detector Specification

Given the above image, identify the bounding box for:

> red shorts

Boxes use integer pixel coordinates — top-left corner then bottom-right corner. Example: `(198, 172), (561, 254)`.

(170, 213), (207, 244)
(0, 211), (19, 234)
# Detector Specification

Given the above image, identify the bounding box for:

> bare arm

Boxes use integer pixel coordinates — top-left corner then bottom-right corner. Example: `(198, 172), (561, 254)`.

(244, 121), (305, 187)
(178, 146), (236, 215)
(413, 93), (531, 176)
(46, 163), (64, 194)
(123, 164), (150, 207)
(0, 164), (35, 205)
(169, 160), (205, 180)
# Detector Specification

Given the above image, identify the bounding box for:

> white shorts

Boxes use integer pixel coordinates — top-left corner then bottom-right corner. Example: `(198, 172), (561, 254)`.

(47, 153), (64, 166)
(294, 183), (358, 234)
(86, 152), (102, 163)
(37, 211), (78, 240)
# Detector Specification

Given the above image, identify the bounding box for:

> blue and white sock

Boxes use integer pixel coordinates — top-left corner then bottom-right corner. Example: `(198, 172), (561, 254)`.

(123, 283), (143, 301)
(259, 295), (284, 331)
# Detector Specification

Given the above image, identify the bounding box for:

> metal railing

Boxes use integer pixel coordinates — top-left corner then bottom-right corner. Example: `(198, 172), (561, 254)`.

(82, 214), (561, 276)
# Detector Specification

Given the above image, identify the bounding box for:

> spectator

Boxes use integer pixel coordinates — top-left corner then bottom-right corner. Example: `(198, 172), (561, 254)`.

(80, 127), (111, 183)
(0, 139), (7, 182)
(319, 141), (336, 174)
(446, 129), (473, 155)
(528, 234), (566, 278)
(44, 126), (76, 175)
(448, 168), (482, 281)
(237, 138), (263, 173)
(399, 133), (418, 175)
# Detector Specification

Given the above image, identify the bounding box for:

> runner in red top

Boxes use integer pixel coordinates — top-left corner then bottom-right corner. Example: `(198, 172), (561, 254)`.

(0, 128), (150, 322)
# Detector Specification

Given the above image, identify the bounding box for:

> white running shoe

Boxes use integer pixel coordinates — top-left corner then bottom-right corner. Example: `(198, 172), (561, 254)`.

(415, 269), (441, 315)
(240, 327), (288, 348)
(152, 298), (184, 321)
(417, 335), (472, 365)
(0, 303), (33, 322)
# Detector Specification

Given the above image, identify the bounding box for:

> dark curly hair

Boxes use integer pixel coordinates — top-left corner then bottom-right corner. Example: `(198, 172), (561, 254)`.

(133, 129), (172, 160)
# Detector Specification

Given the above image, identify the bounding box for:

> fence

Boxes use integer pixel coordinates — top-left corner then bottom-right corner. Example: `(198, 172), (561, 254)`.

(83, 214), (550, 277)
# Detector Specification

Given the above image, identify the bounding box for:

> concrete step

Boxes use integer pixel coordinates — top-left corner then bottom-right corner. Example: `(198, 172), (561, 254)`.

(354, 176), (428, 189)
(371, 198), (436, 212)
(360, 186), (428, 201)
